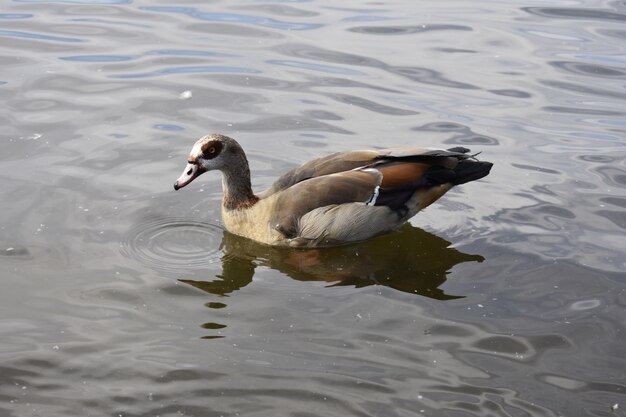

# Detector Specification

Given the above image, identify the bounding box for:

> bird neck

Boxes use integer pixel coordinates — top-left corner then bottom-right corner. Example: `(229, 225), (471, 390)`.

(221, 159), (259, 211)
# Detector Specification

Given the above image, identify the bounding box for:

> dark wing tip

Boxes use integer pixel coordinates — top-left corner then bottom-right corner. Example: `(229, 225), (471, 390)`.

(446, 146), (471, 154)
(452, 160), (493, 185)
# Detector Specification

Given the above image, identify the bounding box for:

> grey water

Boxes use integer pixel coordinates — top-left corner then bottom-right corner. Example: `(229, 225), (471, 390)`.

(1, 1), (625, 416)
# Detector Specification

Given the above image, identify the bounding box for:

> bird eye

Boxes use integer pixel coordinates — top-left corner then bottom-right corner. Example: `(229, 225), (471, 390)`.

(208, 147), (216, 154)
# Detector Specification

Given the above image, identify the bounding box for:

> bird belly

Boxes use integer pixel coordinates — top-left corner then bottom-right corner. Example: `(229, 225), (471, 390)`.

(221, 194), (285, 245)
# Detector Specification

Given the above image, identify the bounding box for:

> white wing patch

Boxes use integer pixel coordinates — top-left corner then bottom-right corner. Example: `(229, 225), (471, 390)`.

(366, 185), (380, 206)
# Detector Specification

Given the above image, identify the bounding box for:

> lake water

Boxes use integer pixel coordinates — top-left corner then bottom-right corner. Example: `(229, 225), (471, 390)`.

(1, 0), (625, 416)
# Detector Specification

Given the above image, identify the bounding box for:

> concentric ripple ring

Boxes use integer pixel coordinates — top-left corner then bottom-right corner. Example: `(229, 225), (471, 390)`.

(121, 217), (223, 273)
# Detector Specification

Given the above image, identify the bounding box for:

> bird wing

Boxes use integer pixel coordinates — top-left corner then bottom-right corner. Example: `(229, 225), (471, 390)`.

(268, 146), (492, 242)
(261, 146), (473, 197)
(271, 168), (382, 238)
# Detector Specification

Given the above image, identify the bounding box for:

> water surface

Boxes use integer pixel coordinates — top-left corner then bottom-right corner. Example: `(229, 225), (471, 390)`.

(1, 1), (625, 416)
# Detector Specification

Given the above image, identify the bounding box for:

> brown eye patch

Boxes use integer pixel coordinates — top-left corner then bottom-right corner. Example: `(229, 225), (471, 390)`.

(201, 140), (223, 159)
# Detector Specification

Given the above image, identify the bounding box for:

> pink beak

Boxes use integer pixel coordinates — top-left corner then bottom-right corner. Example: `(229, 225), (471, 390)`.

(174, 162), (203, 190)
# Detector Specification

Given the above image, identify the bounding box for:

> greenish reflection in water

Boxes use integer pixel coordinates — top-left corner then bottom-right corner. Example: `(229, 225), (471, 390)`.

(181, 224), (483, 302)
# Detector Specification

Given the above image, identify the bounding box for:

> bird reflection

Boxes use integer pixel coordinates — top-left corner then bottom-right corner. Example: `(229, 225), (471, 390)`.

(180, 224), (483, 301)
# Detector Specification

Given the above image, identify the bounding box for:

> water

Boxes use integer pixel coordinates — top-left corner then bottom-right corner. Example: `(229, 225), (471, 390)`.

(1, 0), (625, 416)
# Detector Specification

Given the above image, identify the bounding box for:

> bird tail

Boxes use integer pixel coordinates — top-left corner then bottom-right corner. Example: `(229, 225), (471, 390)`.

(452, 159), (493, 185)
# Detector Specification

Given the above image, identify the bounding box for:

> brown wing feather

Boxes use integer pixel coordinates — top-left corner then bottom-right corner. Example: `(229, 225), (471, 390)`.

(271, 169), (381, 238)
(378, 162), (430, 189)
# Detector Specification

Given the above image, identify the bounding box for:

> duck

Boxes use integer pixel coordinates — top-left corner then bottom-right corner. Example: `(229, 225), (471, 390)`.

(174, 134), (492, 247)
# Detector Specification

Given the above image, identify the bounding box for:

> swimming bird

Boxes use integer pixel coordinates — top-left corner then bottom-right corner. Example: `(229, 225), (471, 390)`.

(174, 134), (492, 247)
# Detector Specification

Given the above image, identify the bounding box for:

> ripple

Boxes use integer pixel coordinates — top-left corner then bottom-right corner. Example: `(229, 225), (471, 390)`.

(511, 163), (561, 175)
(121, 218), (223, 273)
(414, 122), (501, 146)
(324, 93), (419, 115)
(388, 65), (479, 89)
(1, 245), (31, 258)
(550, 61), (626, 78)
(141, 6), (322, 31)
(0, 30), (83, 43)
(415, 121), (469, 132)
(111, 65), (261, 79)
(238, 4), (319, 18)
(275, 42), (384, 67)
(489, 88), (531, 98)
(0, 13), (33, 19)
(60, 54), (135, 62)
(267, 59), (366, 75)
(595, 166), (626, 187)
(596, 209), (626, 229)
(60, 49), (233, 62)
(540, 79), (626, 100)
(597, 28), (626, 40)
(570, 299), (601, 311)
(349, 24), (472, 35)
(69, 17), (153, 29)
(522, 7), (626, 22)
(153, 124), (185, 131)
(543, 106), (625, 116)
(472, 335), (532, 357)
(232, 115), (353, 134)
(600, 196), (626, 208)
